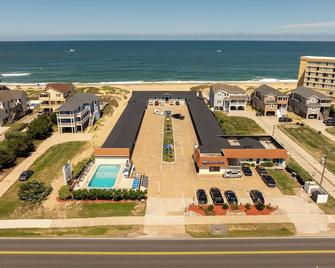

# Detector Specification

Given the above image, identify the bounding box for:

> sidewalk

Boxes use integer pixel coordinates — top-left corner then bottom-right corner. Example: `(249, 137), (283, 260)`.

(0, 132), (92, 198)
(235, 109), (335, 198)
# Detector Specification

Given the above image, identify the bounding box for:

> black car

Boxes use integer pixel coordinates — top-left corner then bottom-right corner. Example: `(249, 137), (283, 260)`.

(172, 113), (185, 120)
(279, 116), (293, 123)
(261, 174), (277, 188)
(250, 190), (265, 205)
(196, 189), (208, 205)
(242, 166), (253, 176)
(210, 187), (224, 205)
(255, 165), (267, 176)
(19, 170), (34, 181)
(224, 190), (238, 205)
(323, 118), (335, 126)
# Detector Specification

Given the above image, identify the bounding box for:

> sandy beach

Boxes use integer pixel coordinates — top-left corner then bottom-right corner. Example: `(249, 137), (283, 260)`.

(3, 80), (298, 93)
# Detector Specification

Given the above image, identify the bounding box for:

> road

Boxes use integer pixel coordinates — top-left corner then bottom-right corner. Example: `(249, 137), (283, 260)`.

(0, 238), (334, 267)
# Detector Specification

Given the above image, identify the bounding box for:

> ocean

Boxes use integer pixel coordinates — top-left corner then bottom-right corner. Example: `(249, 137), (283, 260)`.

(0, 41), (334, 83)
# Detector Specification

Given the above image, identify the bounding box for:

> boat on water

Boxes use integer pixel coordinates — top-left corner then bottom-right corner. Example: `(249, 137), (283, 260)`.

(217, 49), (222, 53)
(69, 49), (76, 53)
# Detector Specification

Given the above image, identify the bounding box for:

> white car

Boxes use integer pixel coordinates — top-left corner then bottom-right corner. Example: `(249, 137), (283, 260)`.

(224, 170), (242, 178)
(154, 109), (164, 115)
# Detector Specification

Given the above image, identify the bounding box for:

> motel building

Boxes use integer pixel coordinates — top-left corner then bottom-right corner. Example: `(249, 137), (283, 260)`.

(79, 91), (288, 191)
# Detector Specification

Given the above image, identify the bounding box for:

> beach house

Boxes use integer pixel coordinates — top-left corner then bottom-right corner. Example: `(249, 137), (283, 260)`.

(0, 88), (28, 126)
(39, 83), (75, 112)
(289, 86), (332, 119)
(56, 92), (100, 133)
(250, 84), (289, 117)
(209, 84), (248, 112)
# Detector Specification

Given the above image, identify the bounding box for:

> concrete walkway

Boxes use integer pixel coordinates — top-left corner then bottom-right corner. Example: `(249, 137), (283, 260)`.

(0, 133), (92, 198)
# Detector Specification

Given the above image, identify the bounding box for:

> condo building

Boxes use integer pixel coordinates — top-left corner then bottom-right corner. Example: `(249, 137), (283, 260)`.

(297, 56), (335, 96)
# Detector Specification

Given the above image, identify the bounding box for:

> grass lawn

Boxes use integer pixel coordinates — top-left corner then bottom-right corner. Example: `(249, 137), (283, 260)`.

(186, 223), (296, 238)
(286, 158), (314, 182)
(326, 127), (335, 137)
(163, 116), (175, 162)
(266, 169), (298, 195)
(214, 111), (265, 135)
(279, 124), (335, 175)
(0, 141), (87, 219)
(318, 196), (335, 215)
(0, 225), (142, 238)
(65, 202), (146, 218)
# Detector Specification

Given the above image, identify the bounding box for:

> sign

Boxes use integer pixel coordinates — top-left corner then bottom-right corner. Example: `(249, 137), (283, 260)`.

(63, 160), (72, 184)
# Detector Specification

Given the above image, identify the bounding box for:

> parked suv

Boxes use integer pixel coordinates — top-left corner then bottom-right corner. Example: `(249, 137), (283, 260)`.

(323, 118), (335, 126)
(196, 189), (208, 205)
(255, 165), (267, 176)
(250, 190), (265, 205)
(261, 174), (277, 188)
(224, 170), (242, 178)
(224, 190), (238, 205)
(242, 166), (253, 176)
(210, 187), (224, 205)
(279, 116), (293, 123)
(172, 113), (185, 120)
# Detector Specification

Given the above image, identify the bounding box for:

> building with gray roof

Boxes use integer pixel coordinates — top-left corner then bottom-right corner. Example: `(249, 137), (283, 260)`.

(56, 92), (100, 133)
(289, 86), (332, 119)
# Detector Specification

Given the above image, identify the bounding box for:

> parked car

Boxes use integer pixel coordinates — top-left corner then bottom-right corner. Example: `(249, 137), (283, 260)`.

(323, 118), (335, 126)
(196, 189), (208, 205)
(210, 187), (224, 205)
(261, 174), (277, 188)
(224, 170), (242, 178)
(279, 116), (293, 123)
(250, 190), (265, 205)
(224, 190), (238, 205)
(242, 166), (253, 176)
(19, 170), (34, 181)
(172, 113), (185, 120)
(255, 165), (267, 176)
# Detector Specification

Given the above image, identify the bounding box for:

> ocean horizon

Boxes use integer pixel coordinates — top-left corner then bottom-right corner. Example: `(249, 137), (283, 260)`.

(0, 41), (334, 83)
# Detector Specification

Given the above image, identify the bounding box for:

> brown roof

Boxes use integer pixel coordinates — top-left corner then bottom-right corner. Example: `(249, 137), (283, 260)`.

(45, 83), (74, 94)
(93, 148), (130, 157)
(211, 84), (245, 94)
(223, 149), (288, 159)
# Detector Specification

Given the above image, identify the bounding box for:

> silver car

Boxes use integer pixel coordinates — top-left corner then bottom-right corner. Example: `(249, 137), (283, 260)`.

(224, 170), (242, 178)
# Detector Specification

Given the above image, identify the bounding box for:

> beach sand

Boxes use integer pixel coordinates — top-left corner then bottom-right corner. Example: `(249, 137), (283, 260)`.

(4, 81), (298, 93)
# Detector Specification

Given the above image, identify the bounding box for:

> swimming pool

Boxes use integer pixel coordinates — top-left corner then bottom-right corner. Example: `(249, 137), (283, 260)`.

(88, 164), (121, 188)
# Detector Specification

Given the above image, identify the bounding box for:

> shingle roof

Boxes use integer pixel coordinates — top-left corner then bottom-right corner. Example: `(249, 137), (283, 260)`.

(211, 84), (245, 94)
(56, 92), (99, 112)
(45, 83), (74, 94)
(292, 86), (331, 99)
(0, 90), (26, 102)
(254, 84), (287, 97)
(0, 85), (10, 91)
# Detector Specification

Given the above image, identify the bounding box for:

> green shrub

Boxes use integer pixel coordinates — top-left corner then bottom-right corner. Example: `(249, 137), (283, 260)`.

(261, 161), (274, 167)
(242, 162), (250, 167)
(231, 204), (239, 210)
(72, 158), (92, 179)
(250, 163), (256, 167)
(4, 132), (35, 158)
(222, 203), (229, 209)
(207, 205), (214, 211)
(110, 99), (119, 108)
(58, 185), (72, 200)
(85, 87), (101, 94)
(245, 203), (251, 210)
(286, 158), (313, 185)
(71, 188), (147, 201)
(18, 180), (52, 203)
(27, 115), (53, 140)
(256, 203), (265, 211)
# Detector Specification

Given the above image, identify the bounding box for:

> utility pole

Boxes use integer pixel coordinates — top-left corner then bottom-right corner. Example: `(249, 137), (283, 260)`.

(320, 154), (327, 188)
(272, 124), (276, 137)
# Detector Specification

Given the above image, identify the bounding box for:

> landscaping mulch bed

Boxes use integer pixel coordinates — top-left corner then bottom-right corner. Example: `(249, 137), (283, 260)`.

(188, 204), (276, 216)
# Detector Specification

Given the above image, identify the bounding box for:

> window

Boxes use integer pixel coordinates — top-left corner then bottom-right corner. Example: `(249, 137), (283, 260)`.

(209, 166), (220, 172)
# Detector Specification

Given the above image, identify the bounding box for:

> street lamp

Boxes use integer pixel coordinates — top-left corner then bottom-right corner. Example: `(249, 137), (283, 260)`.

(320, 149), (328, 188)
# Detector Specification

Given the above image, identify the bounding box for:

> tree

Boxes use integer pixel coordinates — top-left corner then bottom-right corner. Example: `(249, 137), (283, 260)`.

(18, 180), (52, 203)
(4, 132), (35, 157)
(27, 115), (53, 140)
(58, 185), (72, 200)
(0, 143), (16, 169)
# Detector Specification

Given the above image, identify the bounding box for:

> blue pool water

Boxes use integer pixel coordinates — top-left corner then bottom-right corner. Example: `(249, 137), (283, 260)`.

(88, 165), (120, 188)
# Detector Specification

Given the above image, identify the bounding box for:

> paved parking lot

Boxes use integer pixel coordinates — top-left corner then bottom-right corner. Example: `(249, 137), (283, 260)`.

(132, 105), (283, 216)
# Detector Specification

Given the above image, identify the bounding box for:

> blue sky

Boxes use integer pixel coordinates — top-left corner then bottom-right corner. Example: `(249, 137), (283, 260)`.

(1, 0), (335, 40)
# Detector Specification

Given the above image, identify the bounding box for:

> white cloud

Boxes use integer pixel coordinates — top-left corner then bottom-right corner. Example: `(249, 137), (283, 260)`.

(281, 20), (335, 29)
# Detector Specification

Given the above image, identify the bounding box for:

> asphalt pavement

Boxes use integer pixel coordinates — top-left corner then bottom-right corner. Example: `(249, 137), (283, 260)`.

(0, 238), (334, 267)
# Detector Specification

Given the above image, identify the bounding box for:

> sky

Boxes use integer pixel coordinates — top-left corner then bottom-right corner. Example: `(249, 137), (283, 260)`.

(1, 0), (335, 41)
